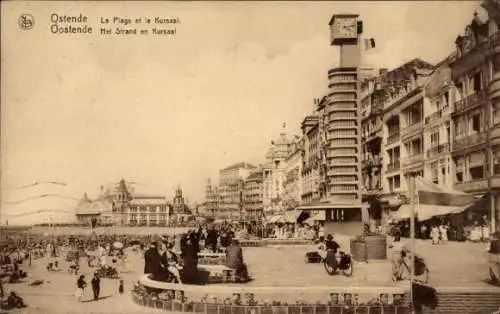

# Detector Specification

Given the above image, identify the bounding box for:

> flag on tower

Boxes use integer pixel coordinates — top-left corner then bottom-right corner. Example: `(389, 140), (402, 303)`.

(365, 38), (376, 50)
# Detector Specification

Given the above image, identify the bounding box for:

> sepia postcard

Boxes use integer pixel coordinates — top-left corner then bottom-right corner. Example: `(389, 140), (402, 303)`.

(1, 1), (500, 313)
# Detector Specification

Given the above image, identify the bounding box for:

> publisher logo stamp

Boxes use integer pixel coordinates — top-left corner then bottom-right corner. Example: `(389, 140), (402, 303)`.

(18, 14), (35, 30)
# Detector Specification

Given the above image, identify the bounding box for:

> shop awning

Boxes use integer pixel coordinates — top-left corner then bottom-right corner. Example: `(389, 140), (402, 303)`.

(391, 203), (469, 221)
(265, 215), (282, 224)
(415, 176), (475, 206)
(282, 210), (302, 223)
(303, 211), (326, 225)
(389, 176), (480, 222)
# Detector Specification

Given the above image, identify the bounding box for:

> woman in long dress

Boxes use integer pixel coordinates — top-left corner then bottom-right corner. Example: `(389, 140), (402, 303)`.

(430, 226), (440, 245)
(439, 224), (448, 243)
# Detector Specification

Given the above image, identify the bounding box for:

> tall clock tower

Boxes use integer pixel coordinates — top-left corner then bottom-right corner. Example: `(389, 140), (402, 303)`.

(319, 14), (367, 237)
(329, 14), (361, 68)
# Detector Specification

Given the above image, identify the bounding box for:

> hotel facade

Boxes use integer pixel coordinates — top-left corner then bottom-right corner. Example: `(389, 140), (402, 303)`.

(75, 179), (171, 226)
(203, 3), (500, 232)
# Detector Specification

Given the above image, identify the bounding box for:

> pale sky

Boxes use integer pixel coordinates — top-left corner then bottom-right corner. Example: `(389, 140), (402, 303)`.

(1, 1), (482, 224)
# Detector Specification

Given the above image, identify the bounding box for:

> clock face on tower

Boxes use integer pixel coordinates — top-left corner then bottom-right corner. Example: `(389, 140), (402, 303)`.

(333, 17), (357, 38)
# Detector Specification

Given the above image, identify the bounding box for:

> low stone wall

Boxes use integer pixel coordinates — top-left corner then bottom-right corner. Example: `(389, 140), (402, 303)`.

(133, 275), (411, 313)
(131, 292), (411, 314)
(423, 287), (500, 314)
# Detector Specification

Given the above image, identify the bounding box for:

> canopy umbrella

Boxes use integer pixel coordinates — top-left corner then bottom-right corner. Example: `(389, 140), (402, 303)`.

(265, 215), (279, 224)
(282, 210), (301, 224)
(391, 176), (479, 222)
(303, 211), (325, 225)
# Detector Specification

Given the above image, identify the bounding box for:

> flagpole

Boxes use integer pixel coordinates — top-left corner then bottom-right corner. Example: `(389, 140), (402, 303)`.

(409, 173), (416, 282)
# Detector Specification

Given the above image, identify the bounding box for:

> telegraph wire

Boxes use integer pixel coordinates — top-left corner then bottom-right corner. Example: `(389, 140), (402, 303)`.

(1, 181), (67, 190)
(3, 194), (79, 205)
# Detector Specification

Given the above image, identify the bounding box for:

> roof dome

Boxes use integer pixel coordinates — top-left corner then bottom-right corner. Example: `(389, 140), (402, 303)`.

(274, 133), (290, 145)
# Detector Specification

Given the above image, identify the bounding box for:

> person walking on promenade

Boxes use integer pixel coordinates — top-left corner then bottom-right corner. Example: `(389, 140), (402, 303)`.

(439, 224), (448, 244)
(75, 275), (86, 302)
(91, 273), (100, 301)
(118, 279), (124, 296)
(430, 225), (440, 245)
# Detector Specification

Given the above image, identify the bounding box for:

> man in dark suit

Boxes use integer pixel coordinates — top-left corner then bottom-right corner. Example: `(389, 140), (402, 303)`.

(181, 236), (199, 284)
(144, 243), (159, 275)
(205, 226), (219, 253)
(91, 273), (100, 301)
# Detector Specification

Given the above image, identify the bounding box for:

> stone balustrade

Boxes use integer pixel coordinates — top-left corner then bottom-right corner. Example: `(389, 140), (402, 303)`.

(132, 278), (411, 314)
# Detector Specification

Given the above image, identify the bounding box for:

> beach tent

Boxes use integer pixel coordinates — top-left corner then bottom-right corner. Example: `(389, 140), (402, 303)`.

(390, 176), (478, 221)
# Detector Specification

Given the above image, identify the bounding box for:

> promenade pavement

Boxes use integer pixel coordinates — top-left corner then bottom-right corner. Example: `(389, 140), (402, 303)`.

(2, 234), (499, 313)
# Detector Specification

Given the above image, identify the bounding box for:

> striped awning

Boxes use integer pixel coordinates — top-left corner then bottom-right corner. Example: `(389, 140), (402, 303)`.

(391, 203), (468, 221)
(416, 176), (475, 206)
(303, 211), (326, 225)
(390, 176), (479, 221)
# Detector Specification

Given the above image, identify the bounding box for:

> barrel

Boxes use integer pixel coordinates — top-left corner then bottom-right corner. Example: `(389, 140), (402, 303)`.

(365, 235), (387, 260)
(350, 239), (367, 262)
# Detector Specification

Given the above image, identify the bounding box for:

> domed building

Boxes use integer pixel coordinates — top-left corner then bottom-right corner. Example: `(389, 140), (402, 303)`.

(263, 133), (295, 214)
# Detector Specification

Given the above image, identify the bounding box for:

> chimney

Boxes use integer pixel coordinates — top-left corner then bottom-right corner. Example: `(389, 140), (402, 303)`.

(379, 68), (388, 76)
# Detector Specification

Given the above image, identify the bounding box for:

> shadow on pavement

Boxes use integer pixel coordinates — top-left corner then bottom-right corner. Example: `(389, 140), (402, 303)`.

(82, 295), (112, 303)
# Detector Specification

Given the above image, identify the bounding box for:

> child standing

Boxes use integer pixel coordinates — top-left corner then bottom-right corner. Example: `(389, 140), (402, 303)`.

(118, 279), (124, 295)
(75, 275), (86, 302)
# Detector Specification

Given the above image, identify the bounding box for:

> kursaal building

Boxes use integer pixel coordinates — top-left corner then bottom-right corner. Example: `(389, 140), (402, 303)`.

(75, 179), (190, 226)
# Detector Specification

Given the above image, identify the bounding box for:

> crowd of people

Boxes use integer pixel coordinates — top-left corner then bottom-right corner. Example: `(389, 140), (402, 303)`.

(265, 224), (322, 240)
(391, 213), (493, 243)
(143, 223), (249, 284)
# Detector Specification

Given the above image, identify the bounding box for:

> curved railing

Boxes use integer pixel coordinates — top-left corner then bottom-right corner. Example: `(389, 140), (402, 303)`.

(238, 239), (311, 247)
(133, 275), (411, 313)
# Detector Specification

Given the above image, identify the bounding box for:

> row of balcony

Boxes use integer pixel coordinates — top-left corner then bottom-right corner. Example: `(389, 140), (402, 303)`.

(425, 110), (443, 125)
(387, 132), (400, 145)
(361, 156), (382, 169)
(424, 106), (451, 126)
(401, 153), (424, 167)
(387, 160), (400, 172)
(400, 121), (424, 139)
(453, 131), (487, 152)
(426, 143), (450, 158)
(452, 91), (488, 115)
(383, 85), (417, 111)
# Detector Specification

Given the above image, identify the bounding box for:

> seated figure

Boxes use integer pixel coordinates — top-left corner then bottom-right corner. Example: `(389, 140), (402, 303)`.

(165, 244), (182, 283)
(6, 292), (27, 309)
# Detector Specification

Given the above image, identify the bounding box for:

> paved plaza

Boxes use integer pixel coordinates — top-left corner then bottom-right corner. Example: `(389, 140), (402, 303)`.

(2, 233), (499, 313)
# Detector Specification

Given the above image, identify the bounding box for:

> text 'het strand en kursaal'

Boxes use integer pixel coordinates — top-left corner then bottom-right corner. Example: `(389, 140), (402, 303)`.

(49, 13), (180, 35)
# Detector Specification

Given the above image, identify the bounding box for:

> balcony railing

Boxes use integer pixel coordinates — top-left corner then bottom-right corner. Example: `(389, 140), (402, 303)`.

(453, 91), (488, 114)
(372, 103), (383, 115)
(402, 153), (424, 167)
(387, 160), (400, 172)
(401, 121), (424, 138)
(454, 178), (488, 193)
(426, 143), (450, 158)
(361, 156), (382, 169)
(387, 132), (400, 145)
(453, 131), (487, 152)
(425, 110), (443, 125)
(383, 85), (417, 111)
